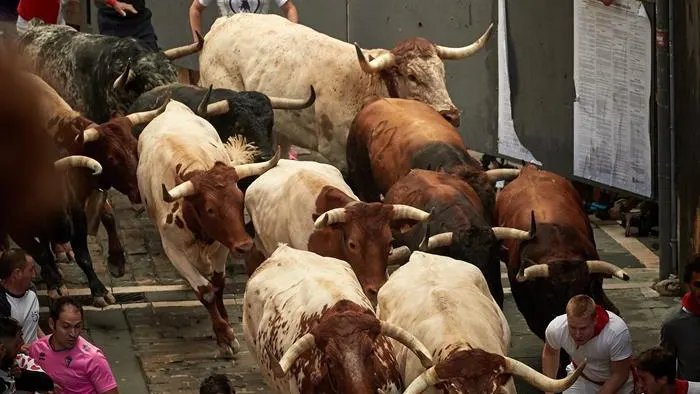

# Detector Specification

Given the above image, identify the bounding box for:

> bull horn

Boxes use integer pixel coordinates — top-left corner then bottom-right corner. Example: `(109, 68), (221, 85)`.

(388, 245), (412, 265)
(586, 260), (630, 281)
(113, 61), (136, 90)
(314, 207), (347, 230)
(81, 127), (101, 143)
(196, 84), (214, 117)
(162, 31), (204, 60)
(492, 227), (531, 241)
(161, 181), (196, 202)
(485, 168), (520, 183)
(379, 321), (433, 369)
(419, 232), (453, 251)
(403, 366), (442, 394)
(391, 205), (431, 222)
(272, 332), (316, 377)
(354, 43), (395, 73)
(515, 260), (549, 282)
(232, 146), (281, 180)
(54, 155), (103, 175)
(504, 356), (586, 393)
(435, 22), (495, 60)
(205, 99), (230, 116)
(269, 86), (316, 110)
(126, 96), (170, 126)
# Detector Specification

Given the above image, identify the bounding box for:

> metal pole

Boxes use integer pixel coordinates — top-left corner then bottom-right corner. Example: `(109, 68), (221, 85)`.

(656, 0), (673, 280)
(668, 0), (678, 277)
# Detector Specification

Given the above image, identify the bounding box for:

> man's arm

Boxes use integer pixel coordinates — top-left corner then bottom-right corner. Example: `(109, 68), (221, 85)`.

(94, 0), (138, 16)
(88, 352), (119, 394)
(189, 0), (206, 42)
(101, 388), (119, 394)
(542, 342), (561, 394)
(598, 357), (632, 394)
(37, 326), (45, 338)
(280, 1), (298, 23)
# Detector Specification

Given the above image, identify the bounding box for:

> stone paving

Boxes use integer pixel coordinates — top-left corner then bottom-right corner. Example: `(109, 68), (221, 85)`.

(29, 190), (675, 394)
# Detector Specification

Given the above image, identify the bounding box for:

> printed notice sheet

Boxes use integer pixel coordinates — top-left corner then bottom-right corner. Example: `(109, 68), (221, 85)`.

(497, 0), (541, 165)
(573, 0), (652, 197)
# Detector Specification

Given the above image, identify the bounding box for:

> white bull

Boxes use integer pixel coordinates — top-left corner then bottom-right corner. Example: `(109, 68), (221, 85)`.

(243, 244), (435, 394)
(199, 13), (493, 172)
(137, 99), (280, 357)
(377, 252), (586, 394)
(243, 159), (431, 301)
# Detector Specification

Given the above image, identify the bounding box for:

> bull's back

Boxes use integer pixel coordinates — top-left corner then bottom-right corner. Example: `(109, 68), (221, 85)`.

(496, 165), (588, 231)
(377, 252), (509, 383)
(245, 160), (357, 255)
(353, 99), (466, 192)
(243, 246), (371, 389)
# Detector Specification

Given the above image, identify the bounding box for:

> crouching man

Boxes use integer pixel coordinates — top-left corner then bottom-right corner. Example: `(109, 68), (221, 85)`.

(542, 295), (635, 394)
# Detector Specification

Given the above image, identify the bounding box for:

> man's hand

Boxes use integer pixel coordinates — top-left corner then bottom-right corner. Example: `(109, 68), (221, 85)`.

(598, 357), (632, 394)
(113, 1), (138, 16)
(19, 344), (29, 354)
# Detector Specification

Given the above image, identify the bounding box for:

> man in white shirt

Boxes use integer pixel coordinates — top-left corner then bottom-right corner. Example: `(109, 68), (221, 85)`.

(542, 294), (634, 394)
(0, 249), (44, 345)
(636, 346), (700, 394)
(189, 0), (298, 41)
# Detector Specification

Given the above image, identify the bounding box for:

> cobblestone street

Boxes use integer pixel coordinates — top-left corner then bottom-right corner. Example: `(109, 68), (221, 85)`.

(33, 190), (675, 394)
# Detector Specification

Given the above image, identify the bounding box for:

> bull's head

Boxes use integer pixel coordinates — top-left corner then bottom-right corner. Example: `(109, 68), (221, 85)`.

(268, 300), (433, 393)
(403, 348), (586, 394)
(354, 23), (494, 127)
(161, 148), (281, 257)
(196, 85), (316, 161)
(311, 199), (431, 302)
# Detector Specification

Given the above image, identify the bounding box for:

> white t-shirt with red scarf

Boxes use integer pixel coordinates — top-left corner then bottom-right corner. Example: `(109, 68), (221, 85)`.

(676, 380), (700, 394)
(545, 307), (634, 394)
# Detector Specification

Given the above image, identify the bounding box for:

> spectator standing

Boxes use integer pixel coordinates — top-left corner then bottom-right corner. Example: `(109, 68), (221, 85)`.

(28, 297), (119, 394)
(541, 295), (635, 394)
(636, 347), (700, 394)
(96, 0), (159, 51)
(188, 0), (298, 42)
(0, 249), (43, 345)
(660, 255), (700, 381)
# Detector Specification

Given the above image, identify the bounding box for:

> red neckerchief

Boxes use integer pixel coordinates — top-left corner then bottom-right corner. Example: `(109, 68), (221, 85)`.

(676, 379), (689, 394)
(682, 292), (700, 315)
(593, 305), (610, 337)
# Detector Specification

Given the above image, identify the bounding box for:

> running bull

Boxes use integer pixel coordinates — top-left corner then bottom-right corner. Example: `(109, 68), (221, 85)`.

(377, 251), (586, 394)
(243, 245), (435, 394)
(243, 159), (431, 302)
(128, 83), (316, 162)
(137, 98), (280, 357)
(28, 72), (164, 306)
(346, 98), (519, 213)
(384, 169), (532, 308)
(18, 20), (202, 123)
(495, 164), (630, 373)
(199, 13), (493, 172)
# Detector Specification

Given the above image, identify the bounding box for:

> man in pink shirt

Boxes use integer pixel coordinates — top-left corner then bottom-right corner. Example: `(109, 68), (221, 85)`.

(28, 297), (119, 394)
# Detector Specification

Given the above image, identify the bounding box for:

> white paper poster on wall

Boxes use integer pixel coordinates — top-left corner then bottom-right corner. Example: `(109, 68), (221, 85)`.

(497, 0), (542, 166)
(573, 0), (652, 197)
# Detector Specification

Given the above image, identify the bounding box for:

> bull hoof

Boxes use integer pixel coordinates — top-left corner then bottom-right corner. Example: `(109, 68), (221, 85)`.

(57, 266), (64, 278)
(217, 345), (235, 360)
(55, 252), (70, 264)
(59, 285), (69, 296)
(107, 255), (126, 278)
(93, 297), (109, 308)
(105, 292), (116, 305)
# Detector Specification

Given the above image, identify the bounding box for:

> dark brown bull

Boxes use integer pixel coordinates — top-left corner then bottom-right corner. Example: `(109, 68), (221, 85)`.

(495, 164), (630, 375)
(26, 72), (166, 306)
(384, 169), (532, 308)
(346, 98), (518, 214)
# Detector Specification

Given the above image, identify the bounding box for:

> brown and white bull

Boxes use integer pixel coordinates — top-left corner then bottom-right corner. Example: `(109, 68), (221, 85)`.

(243, 244), (435, 394)
(495, 164), (630, 374)
(137, 99), (280, 356)
(347, 98), (518, 212)
(199, 13), (493, 172)
(377, 251), (586, 394)
(243, 159), (431, 301)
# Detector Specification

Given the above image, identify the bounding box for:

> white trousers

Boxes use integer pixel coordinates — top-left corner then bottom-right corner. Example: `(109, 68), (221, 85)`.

(563, 363), (635, 394)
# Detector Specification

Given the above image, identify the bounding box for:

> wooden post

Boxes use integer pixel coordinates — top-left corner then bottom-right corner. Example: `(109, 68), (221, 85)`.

(693, 196), (700, 255)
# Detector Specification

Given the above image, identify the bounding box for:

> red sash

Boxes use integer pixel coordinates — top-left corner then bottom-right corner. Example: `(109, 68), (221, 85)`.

(677, 380), (690, 394)
(682, 292), (700, 315)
